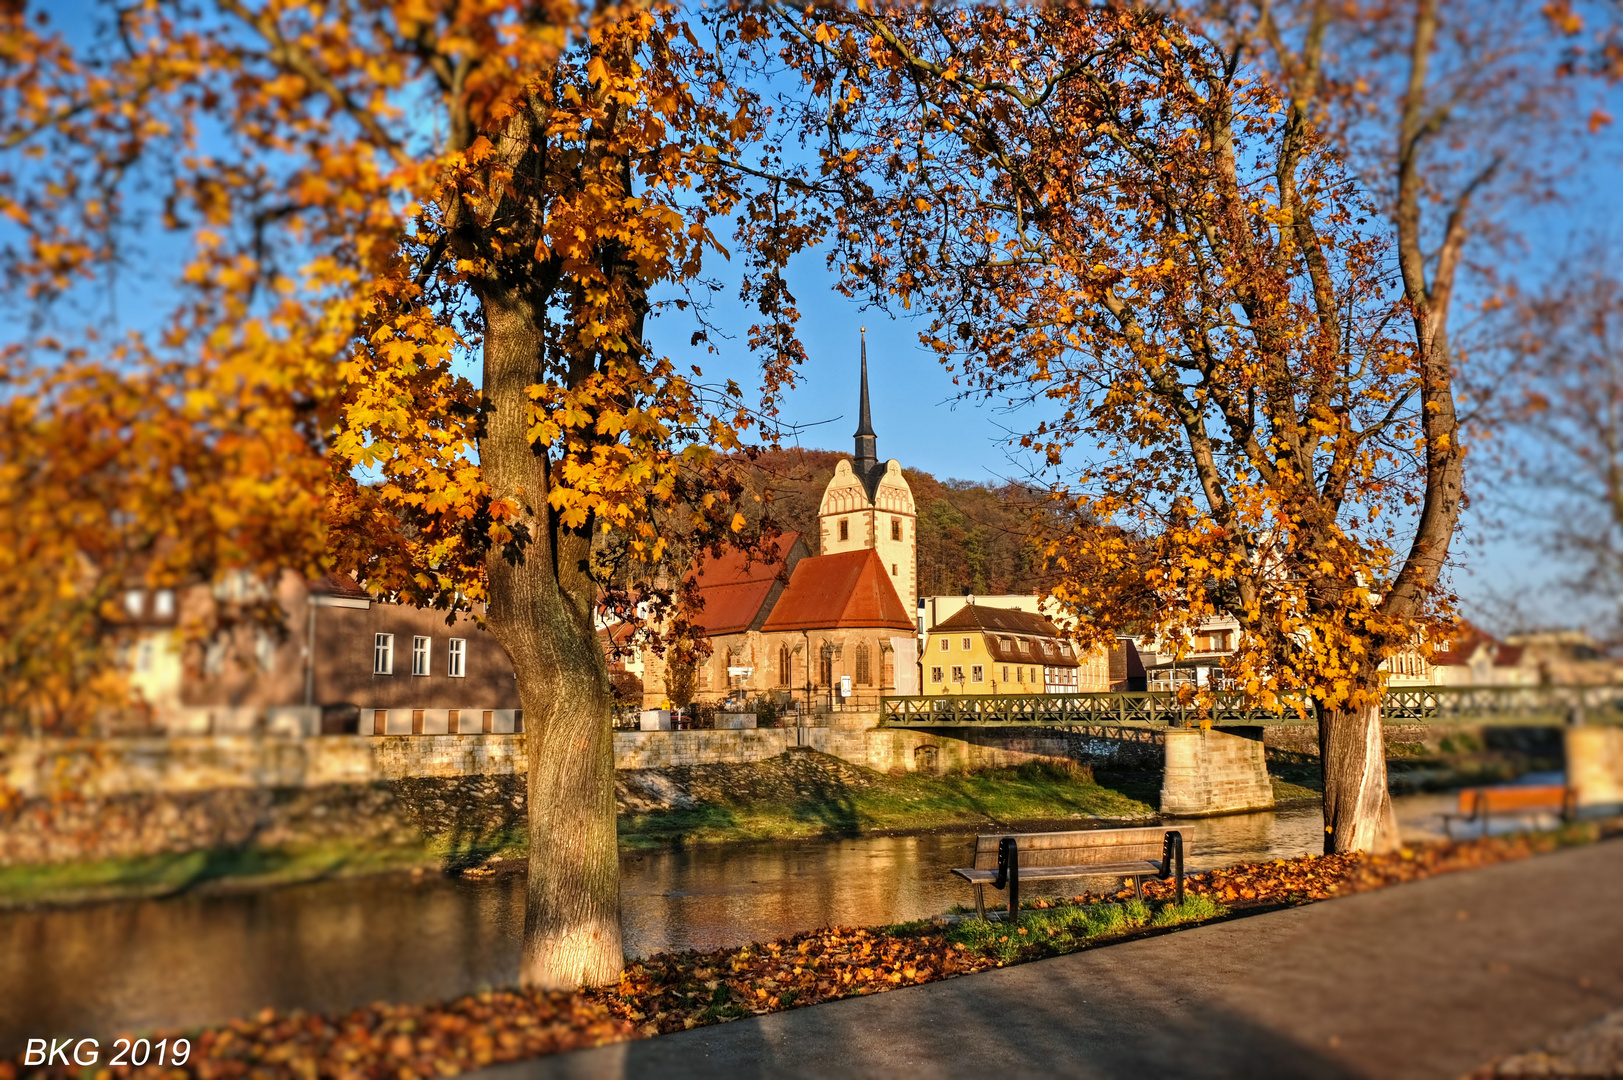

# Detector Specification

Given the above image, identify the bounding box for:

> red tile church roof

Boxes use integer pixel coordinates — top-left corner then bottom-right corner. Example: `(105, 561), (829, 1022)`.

(761, 548), (914, 632)
(688, 533), (804, 636)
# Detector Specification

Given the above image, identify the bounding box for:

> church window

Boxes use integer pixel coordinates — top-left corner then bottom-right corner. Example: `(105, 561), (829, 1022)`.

(855, 643), (872, 685)
(839, 518), (849, 541)
(891, 518), (901, 541)
(778, 644), (791, 686)
(819, 651), (833, 686)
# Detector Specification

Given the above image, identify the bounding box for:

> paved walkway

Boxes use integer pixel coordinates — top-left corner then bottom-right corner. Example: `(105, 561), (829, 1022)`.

(488, 839), (1623, 1079)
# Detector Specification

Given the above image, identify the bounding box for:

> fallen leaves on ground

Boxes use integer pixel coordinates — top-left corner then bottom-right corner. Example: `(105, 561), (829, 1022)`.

(3, 826), (1601, 1080)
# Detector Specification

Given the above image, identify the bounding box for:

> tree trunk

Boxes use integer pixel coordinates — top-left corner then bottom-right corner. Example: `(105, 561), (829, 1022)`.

(479, 294), (624, 989)
(1318, 696), (1401, 855)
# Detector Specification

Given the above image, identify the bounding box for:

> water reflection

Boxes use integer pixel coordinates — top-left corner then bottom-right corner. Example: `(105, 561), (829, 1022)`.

(0, 794), (1461, 1053)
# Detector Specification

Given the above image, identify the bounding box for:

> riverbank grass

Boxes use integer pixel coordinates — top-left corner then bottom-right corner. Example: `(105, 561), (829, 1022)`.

(0, 841), (451, 908)
(617, 760), (1156, 849)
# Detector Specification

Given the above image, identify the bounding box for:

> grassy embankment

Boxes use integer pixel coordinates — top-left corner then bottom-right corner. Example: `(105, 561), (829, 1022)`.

(0, 753), (1318, 905)
(615, 758), (1156, 850)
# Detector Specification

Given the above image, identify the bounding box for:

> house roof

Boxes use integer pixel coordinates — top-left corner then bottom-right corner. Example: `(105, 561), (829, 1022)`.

(310, 572), (371, 601)
(688, 533), (805, 636)
(931, 604), (1080, 668)
(760, 548), (914, 632)
(931, 603), (1058, 638)
(1431, 620), (1495, 667)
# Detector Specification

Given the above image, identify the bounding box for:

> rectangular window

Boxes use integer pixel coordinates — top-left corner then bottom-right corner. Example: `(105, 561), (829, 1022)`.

(951, 665), (964, 683)
(891, 518), (901, 541)
(411, 709), (424, 734)
(1016, 666), (1024, 684)
(940, 638), (949, 651)
(1003, 665), (1010, 683)
(448, 709), (461, 733)
(373, 709), (387, 735)
(971, 665), (984, 683)
(962, 637), (972, 651)
(931, 666), (944, 684)
(447, 638), (466, 678)
(482, 710), (494, 733)
(412, 636), (431, 676)
(839, 518), (849, 541)
(374, 633), (394, 675)
(124, 589), (144, 617)
(153, 589), (175, 618)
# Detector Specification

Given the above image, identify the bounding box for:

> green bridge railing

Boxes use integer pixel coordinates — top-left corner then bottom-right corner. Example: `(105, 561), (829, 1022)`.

(879, 684), (1623, 729)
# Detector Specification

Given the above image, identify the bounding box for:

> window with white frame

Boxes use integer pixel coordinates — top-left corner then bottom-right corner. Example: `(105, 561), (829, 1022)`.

(153, 589), (175, 618)
(374, 633), (394, 674)
(412, 636), (432, 676)
(124, 589), (144, 617)
(447, 638), (466, 678)
(931, 666), (944, 684)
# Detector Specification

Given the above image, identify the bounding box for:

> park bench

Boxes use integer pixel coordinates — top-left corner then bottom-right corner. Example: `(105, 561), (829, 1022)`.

(1442, 784), (1576, 839)
(953, 826), (1186, 922)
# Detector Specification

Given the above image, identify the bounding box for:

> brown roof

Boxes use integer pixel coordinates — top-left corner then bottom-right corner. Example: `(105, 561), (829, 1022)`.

(1431, 620), (1494, 667)
(932, 604), (1080, 668)
(309, 572), (371, 600)
(760, 548), (914, 632)
(689, 533), (806, 636)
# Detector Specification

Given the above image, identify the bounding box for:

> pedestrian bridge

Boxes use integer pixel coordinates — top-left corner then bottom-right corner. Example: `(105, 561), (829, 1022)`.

(879, 685), (1623, 730)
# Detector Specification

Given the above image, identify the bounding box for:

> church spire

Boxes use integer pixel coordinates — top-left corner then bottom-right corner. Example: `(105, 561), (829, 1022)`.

(853, 329), (879, 493)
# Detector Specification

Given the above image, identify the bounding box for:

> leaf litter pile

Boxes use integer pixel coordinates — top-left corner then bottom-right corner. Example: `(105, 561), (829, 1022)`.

(5, 825), (1604, 1079)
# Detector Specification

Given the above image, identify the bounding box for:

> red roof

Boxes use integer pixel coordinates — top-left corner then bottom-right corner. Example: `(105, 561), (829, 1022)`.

(1432, 620), (1494, 667)
(689, 533), (804, 636)
(761, 549), (915, 632)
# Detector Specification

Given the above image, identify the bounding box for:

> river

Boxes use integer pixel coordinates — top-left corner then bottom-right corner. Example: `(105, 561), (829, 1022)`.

(0, 790), (1514, 1052)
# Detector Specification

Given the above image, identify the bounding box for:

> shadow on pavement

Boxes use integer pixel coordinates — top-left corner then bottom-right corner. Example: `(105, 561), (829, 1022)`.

(487, 970), (1361, 1079)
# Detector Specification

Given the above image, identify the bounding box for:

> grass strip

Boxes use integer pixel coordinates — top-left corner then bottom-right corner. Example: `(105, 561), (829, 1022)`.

(617, 760), (1156, 850)
(6, 824), (1609, 1080)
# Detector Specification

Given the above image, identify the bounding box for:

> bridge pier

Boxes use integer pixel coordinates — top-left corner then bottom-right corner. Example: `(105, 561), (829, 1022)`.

(1160, 727), (1276, 817)
(1566, 727), (1623, 815)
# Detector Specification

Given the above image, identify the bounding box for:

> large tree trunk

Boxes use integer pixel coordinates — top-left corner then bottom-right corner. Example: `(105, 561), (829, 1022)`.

(480, 294), (624, 989)
(1318, 694), (1401, 855)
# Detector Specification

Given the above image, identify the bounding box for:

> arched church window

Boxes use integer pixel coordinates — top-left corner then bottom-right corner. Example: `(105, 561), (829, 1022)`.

(778, 644), (791, 686)
(855, 643), (872, 685)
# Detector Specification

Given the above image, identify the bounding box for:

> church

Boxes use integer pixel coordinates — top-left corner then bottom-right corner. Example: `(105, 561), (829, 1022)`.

(641, 337), (920, 713)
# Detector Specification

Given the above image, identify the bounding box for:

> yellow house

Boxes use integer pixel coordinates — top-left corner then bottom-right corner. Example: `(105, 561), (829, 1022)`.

(922, 604), (1090, 694)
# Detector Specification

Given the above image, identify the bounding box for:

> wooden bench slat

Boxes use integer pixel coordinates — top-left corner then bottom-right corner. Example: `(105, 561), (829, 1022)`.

(969, 827), (1168, 871)
(954, 861), (1162, 883)
(1457, 784), (1571, 813)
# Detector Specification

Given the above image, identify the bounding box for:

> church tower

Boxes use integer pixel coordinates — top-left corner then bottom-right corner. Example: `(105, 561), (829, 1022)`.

(818, 331), (918, 614)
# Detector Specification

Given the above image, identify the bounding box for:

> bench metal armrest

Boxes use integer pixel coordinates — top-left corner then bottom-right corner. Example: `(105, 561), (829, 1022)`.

(1160, 830), (1184, 905)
